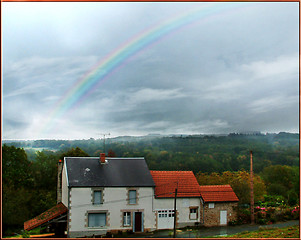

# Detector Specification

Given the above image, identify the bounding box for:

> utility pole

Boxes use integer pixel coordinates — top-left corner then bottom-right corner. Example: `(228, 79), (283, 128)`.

(97, 133), (110, 154)
(173, 183), (178, 238)
(250, 150), (255, 224)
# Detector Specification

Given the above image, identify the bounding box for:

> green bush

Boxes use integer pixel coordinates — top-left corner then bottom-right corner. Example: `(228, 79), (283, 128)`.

(22, 230), (30, 238)
(228, 220), (238, 226)
(237, 208), (251, 224)
(257, 218), (267, 225)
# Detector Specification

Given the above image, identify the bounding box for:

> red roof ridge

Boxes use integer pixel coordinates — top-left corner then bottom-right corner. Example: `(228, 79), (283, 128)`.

(200, 184), (231, 187)
(150, 170), (193, 173)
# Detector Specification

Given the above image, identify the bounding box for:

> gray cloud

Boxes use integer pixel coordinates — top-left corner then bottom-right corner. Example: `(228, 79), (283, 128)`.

(2, 2), (299, 140)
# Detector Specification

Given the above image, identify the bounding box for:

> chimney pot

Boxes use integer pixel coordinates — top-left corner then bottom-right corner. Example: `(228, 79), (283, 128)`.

(100, 153), (106, 164)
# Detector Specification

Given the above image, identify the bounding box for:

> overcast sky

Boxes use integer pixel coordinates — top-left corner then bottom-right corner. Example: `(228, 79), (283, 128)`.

(2, 2), (299, 140)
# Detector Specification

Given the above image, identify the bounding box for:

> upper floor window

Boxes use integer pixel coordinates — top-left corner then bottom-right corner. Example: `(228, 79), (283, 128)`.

(129, 190), (137, 204)
(209, 203), (215, 209)
(93, 190), (103, 205)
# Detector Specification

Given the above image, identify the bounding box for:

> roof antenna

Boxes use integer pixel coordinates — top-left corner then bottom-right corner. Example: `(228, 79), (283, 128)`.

(97, 133), (110, 154)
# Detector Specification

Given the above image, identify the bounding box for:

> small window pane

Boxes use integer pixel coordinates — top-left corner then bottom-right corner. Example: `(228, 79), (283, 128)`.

(129, 190), (136, 204)
(209, 203), (215, 209)
(190, 208), (197, 213)
(88, 213), (106, 227)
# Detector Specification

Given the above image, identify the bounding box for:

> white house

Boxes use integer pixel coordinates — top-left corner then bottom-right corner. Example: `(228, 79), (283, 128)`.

(61, 154), (156, 238)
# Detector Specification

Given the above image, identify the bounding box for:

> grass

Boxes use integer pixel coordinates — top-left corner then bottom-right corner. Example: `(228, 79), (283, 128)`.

(221, 225), (299, 238)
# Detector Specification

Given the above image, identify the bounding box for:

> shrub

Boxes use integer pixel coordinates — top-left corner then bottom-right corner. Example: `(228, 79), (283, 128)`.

(228, 220), (238, 226)
(291, 206), (299, 220)
(257, 218), (267, 225)
(237, 208), (251, 224)
(22, 230), (30, 238)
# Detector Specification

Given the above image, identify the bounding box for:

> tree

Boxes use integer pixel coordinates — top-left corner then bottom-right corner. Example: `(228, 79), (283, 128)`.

(59, 147), (89, 159)
(196, 170), (266, 204)
(2, 145), (33, 235)
(108, 149), (117, 157)
(261, 165), (299, 205)
(2, 145), (32, 187)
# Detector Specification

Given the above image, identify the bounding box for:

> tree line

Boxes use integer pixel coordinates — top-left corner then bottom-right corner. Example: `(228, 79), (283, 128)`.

(6, 132), (298, 174)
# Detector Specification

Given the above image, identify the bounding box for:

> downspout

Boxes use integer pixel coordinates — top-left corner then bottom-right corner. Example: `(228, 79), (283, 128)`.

(203, 203), (205, 224)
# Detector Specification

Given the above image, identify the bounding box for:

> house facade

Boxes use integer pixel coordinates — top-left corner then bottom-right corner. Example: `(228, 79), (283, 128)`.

(61, 154), (156, 238)
(199, 185), (239, 227)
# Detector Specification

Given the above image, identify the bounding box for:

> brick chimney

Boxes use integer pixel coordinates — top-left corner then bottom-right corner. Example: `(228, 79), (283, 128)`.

(100, 153), (106, 164)
(57, 159), (63, 203)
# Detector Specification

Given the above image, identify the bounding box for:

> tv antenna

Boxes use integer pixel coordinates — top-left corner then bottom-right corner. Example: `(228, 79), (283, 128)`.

(97, 133), (110, 154)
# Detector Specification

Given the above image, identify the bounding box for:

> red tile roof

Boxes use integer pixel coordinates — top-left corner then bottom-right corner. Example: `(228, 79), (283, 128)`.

(199, 185), (239, 202)
(150, 171), (201, 198)
(24, 202), (68, 231)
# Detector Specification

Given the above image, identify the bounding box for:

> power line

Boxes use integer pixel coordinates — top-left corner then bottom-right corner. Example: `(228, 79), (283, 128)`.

(70, 190), (200, 209)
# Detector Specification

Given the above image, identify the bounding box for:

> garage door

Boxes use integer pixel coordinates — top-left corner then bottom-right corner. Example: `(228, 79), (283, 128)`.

(157, 210), (175, 229)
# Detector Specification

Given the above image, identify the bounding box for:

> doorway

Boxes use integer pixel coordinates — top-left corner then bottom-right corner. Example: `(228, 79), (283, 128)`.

(220, 210), (227, 225)
(134, 212), (142, 232)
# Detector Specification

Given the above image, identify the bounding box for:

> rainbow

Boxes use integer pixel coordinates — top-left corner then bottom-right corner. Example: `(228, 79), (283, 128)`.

(38, 2), (247, 137)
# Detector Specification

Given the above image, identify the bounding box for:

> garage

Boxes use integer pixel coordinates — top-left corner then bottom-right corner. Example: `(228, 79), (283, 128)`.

(157, 209), (175, 229)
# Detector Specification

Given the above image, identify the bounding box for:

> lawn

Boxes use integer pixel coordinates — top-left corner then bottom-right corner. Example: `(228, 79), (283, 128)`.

(223, 225), (299, 238)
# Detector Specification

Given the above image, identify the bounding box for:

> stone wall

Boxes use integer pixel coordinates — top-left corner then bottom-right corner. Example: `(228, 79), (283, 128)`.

(200, 202), (238, 227)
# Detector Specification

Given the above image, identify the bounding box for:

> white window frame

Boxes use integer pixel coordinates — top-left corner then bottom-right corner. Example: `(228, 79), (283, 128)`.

(123, 212), (131, 226)
(209, 203), (215, 209)
(189, 207), (198, 220)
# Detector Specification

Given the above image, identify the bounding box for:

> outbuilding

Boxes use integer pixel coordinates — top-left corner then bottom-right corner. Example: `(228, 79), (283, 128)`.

(199, 185), (239, 226)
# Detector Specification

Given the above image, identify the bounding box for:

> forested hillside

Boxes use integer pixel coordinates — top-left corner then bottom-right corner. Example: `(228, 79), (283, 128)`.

(4, 132), (299, 174)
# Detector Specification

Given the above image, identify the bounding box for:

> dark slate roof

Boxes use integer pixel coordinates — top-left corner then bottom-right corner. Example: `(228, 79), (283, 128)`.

(65, 157), (155, 187)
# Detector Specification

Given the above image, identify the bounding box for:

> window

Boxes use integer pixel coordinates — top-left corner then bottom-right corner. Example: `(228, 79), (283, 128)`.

(189, 207), (198, 220)
(158, 210), (174, 218)
(123, 212), (131, 226)
(93, 190), (103, 204)
(209, 203), (215, 209)
(129, 190), (137, 204)
(88, 213), (106, 227)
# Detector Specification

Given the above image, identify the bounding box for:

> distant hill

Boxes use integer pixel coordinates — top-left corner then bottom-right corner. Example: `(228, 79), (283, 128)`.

(2, 132), (299, 174)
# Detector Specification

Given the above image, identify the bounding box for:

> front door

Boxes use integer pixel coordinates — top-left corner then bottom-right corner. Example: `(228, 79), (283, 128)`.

(220, 210), (227, 225)
(134, 212), (142, 232)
